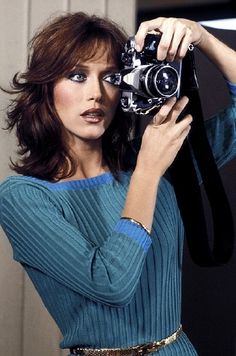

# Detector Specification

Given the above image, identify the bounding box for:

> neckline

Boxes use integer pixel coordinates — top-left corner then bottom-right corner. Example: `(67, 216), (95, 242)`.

(15, 172), (117, 190)
(9, 171), (132, 190)
(30, 172), (114, 190)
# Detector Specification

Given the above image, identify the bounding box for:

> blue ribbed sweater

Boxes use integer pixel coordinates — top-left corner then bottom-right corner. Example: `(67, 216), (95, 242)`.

(0, 86), (236, 355)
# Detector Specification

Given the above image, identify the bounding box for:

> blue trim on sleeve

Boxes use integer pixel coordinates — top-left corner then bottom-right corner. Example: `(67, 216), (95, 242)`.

(227, 81), (236, 95)
(114, 219), (152, 252)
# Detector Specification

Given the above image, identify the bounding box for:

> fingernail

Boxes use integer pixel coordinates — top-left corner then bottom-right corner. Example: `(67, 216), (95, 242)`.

(135, 44), (141, 52)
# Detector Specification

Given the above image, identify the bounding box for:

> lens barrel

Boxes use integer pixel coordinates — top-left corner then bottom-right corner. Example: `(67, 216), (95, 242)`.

(141, 64), (179, 98)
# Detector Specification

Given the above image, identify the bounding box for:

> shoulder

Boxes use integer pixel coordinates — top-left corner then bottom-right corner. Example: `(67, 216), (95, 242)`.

(207, 81), (236, 124)
(0, 175), (61, 211)
(0, 175), (51, 195)
(0, 176), (66, 229)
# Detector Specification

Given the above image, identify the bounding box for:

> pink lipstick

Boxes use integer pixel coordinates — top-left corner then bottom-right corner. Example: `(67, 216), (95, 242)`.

(81, 108), (105, 122)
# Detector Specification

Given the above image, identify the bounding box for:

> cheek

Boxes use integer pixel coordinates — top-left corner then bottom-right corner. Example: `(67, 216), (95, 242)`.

(53, 82), (76, 114)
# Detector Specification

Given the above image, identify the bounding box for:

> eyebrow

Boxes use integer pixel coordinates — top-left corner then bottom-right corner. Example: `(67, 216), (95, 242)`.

(72, 64), (119, 71)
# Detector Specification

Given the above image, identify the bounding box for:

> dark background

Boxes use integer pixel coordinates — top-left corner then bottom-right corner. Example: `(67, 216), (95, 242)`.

(137, 0), (236, 23)
(181, 26), (236, 356)
(137, 3), (236, 355)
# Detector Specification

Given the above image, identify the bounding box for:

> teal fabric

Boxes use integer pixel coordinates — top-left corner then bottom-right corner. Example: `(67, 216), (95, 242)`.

(0, 86), (236, 355)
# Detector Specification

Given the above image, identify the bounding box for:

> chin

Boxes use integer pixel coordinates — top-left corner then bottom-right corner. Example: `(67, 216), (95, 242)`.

(79, 132), (104, 142)
(68, 127), (106, 144)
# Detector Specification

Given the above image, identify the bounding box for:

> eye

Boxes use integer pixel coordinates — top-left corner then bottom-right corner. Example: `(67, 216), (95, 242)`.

(103, 73), (121, 86)
(68, 72), (86, 82)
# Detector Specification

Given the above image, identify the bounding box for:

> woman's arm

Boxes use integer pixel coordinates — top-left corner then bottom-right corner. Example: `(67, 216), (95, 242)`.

(196, 26), (236, 83)
(122, 17), (236, 234)
(0, 179), (151, 307)
(122, 96), (192, 232)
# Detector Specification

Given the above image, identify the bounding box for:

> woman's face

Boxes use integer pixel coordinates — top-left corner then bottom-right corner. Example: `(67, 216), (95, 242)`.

(53, 48), (121, 148)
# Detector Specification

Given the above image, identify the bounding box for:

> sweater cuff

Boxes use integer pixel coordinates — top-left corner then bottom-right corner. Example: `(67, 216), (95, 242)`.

(114, 219), (152, 252)
(227, 81), (236, 95)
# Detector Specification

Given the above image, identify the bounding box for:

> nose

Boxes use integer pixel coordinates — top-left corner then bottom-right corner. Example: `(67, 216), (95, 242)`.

(87, 77), (104, 103)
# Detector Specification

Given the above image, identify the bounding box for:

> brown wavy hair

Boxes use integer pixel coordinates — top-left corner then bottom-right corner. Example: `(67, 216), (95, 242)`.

(4, 12), (135, 181)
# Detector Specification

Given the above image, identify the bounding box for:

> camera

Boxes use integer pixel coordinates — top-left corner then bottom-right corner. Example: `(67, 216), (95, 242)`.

(119, 34), (191, 115)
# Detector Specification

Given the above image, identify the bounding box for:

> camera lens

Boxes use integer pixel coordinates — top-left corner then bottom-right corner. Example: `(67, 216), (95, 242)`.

(141, 64), (179, 98)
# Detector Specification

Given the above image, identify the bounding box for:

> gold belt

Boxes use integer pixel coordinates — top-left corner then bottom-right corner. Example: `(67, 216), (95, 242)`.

(70, 325), (182, 356)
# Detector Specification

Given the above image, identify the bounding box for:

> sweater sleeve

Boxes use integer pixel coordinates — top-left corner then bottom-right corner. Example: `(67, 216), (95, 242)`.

(204, 82), (236, 167)
(0, 179), (152, 307)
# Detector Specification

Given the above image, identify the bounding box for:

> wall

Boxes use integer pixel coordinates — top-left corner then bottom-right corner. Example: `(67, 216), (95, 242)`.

(0, 1), (136, 355)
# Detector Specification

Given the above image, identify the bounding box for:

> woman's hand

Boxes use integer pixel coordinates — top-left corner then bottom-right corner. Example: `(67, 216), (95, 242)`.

(135, 17), (203, 62)
(136, 96), (192, 179)
(123, 96), (192, 231)
(135, 17), (236, 82)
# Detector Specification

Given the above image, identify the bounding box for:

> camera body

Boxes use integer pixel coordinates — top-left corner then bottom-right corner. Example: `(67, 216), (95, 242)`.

(119, 34), (183, 115)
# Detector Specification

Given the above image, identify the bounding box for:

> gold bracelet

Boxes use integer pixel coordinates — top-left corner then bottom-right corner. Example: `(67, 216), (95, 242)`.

(121, 217), (151, 235)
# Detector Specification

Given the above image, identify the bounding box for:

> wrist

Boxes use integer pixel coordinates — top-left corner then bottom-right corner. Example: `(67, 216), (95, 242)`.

(122, 167), (160, 232)
(195, 25), (212, 51)
(133, 164), (162, 184)
(120, 217), (151, 235)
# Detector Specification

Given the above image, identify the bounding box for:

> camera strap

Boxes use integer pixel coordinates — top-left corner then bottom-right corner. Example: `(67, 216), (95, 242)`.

(170, 50), (234, 266)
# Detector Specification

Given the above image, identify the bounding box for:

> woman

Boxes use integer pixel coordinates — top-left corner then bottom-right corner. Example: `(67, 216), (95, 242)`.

(0, 12), (236, 355)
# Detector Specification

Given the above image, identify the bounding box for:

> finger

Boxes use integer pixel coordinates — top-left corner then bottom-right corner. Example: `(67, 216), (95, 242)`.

(152, 97), (177, 125)
(165, 24), (188, 62)
(176, 120), (192, 147)
(135, 18), (164, 51)
(172, 126), (191, 157)
(168, 96), (189, 123)
(176, 28), (192, 59)
(174, 114), (192, 138)
(156, 18), (177, 61)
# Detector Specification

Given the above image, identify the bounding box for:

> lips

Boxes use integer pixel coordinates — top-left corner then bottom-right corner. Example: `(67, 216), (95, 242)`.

(81, 108), (105, 122)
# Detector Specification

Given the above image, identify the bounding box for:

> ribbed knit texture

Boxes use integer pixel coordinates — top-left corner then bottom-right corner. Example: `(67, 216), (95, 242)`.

(0, 87), (236, 355)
